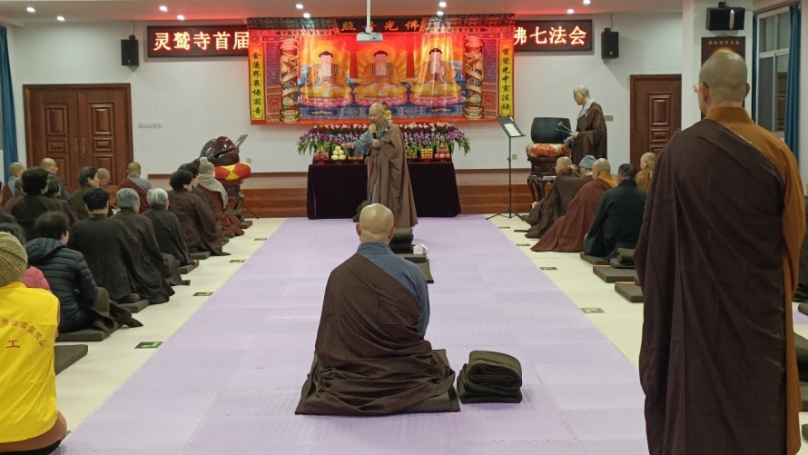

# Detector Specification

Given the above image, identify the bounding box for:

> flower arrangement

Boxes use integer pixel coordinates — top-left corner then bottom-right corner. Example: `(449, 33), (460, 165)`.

(297, 122), (471, 155)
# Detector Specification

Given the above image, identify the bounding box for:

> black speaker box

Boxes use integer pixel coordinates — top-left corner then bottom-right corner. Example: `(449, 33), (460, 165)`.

(601, 30), (619, 60)
(121, 37), (139, 66)
(706, 7), (746, 31)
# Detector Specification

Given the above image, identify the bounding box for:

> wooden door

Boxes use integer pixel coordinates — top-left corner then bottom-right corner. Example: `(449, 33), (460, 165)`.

(24, 84), (133, 192)
(629, 75), (682, 166)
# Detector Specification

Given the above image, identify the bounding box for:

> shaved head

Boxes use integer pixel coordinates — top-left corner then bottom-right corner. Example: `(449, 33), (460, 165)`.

(40, 158), (56, 172)
(356, 203), (395, 244)
(699, 51), (749, 112)
(127, 162), (142, 175)
(592, 158), (611, 176)
(640, 152), (657, 170)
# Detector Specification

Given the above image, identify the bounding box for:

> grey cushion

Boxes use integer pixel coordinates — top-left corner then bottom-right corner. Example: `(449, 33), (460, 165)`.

(579, 252), (608, 265)
(54, 344), (89, 375)
(57, 328), (110, 342)
(178, 263), (198, 274)
(119, 299), (149, 313)
(417, 260), (434, 284)
(593, 266), (638, 283)
(615, 282), (643, 303)
(190, 251), (211, 260)
(392, 228), (414, 243)
(399, 254), (427, 264)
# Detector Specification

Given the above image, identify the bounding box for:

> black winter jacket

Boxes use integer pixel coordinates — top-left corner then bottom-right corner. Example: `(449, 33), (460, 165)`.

(26, 237), (97, 332)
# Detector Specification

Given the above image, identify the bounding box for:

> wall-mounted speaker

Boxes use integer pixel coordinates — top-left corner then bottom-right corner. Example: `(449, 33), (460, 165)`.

(706, 7), (746, 31)
(121, 36), (139, 67)
(601, 29), (619, 60)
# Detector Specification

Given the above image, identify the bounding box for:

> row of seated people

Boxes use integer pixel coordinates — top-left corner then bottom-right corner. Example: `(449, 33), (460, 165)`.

(524, 153), (656, 260)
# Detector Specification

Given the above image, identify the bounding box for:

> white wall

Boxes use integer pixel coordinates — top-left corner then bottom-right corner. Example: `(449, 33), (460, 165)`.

(8, 14), (682, 176)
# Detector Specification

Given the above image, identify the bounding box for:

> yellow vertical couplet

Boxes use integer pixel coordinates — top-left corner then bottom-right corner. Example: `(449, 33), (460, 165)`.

(249, 43), (265, 121)
(498, 40), (514, 117)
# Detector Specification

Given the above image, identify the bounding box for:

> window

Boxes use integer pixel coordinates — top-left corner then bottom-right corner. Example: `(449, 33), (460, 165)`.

(756, 9), (790, 134)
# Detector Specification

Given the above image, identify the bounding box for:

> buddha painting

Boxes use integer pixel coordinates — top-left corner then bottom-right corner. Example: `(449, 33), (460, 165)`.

(354, 50), (408, 107)
(411, 48), (462, 106)
(299, 50), (353, 108)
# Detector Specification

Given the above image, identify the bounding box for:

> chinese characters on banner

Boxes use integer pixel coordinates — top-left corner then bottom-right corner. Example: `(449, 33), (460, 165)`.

(498, 44), (513, 117)
(513, 20), (593, 52)
(701, 37), (745, 63)
(0, 317), (48, 347)
(249, 46), (265, 121)
(147, 25), (249, 57)
(247, 15), (515, 125)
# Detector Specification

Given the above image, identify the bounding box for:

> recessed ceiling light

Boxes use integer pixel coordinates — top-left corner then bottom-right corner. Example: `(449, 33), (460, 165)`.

(303, 12), (311, 18)
(296, 3), (304, 9)
(177, 14), (185, 20)
(583, 0), (591, 4)
(56, 15), (65, 21)
(26, 6), (36, 13)
(439, 1), (447, 6)
(437, 10), (444, 16)
(159, 5), (168, 12)
(567, 8), (575, 14)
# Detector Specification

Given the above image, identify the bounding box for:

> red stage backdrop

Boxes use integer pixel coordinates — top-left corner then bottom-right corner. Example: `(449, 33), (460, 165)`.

(247, 15), (515, 124)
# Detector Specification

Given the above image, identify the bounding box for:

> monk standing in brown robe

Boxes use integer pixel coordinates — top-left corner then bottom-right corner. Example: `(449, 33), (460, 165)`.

(635, 152), (656, 192)
(531, 158), (616, 253)
(297, 204), (455, 416)
(344, 103), (417, 228)
(636, 51), (804, 455)
(566, 86), (607, 164)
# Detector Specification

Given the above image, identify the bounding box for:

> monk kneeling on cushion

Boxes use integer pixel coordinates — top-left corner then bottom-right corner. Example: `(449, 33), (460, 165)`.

(296, 203), (456, 416)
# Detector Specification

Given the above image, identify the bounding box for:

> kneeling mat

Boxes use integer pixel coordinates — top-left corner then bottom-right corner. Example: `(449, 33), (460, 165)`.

(615, 282), (643, 303)
(54, 344), (89, 375)
(593, 266), (637, 283)
(417, 260), (434, 284)
(119, 299), (149, 313)
(56, 328), (111, 343)
(579, 252), (608, 266)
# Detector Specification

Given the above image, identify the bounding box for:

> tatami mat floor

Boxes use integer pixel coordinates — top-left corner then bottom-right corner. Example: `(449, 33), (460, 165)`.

(53, 215), (808, 454)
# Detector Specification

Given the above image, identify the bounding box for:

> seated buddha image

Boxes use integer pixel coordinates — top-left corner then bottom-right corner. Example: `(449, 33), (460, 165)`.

(411, 48), (462, 107)
(300, 51), (353, 108)
(354, 50), (407, 107)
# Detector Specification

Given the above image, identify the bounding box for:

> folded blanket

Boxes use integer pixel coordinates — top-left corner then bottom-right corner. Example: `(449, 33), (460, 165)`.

(457, 350), (523, 404)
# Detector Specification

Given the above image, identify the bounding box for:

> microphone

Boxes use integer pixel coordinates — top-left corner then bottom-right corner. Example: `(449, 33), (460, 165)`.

(370, 124), (377, 140)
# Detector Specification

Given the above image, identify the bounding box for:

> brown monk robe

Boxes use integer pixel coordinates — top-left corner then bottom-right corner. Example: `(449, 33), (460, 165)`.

(168, 170), (227, 256)
(636, 51), (804, 455)
(197, 158), (243, 237)
(297, 204), (455, 415)
(346, 103), (417, 228)
(44, 174), (79, 227)
(531, 159), (616, 253)
(525, 156), (591, 239)
(569, 86), (607, 164)
(117, 178), (150, 212)
(112, 189), (178, 295)
(142, 189), (194, 267)
(68, 189), (141, 303)
(67, 167), (101, 220)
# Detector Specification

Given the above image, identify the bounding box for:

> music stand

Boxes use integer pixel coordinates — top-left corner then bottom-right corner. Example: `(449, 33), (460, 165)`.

(488, 116), (525, 220)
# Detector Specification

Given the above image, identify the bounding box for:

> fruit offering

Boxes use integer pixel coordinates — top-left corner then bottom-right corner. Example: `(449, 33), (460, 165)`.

(313, 151), (330, 163)
(421, 148), (433, 159)
(436, 145), (451, 160)
(331, 146), (347, 161)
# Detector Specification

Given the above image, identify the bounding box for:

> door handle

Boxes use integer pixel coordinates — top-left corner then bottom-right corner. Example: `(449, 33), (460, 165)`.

(80, 138), (87, 155)
(71, 138), (78, 154)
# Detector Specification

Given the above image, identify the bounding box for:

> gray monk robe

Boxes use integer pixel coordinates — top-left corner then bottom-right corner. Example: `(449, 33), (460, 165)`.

(143, 206), (194, 267)
(296, 254), (455, 416)
(168, 188), (227, 255)
(112, 209), (178, 295)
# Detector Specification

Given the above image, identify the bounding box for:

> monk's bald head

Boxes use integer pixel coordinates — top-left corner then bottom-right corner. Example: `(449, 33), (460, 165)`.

(699, 51), (749, 104)
(592, 158), (611, 176)
(356, 203), (395, 244)
(640, 152), (657, 170)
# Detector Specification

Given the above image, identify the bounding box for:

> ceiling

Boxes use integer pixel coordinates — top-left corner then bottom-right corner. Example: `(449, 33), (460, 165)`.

(0, 0), (683, 26)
